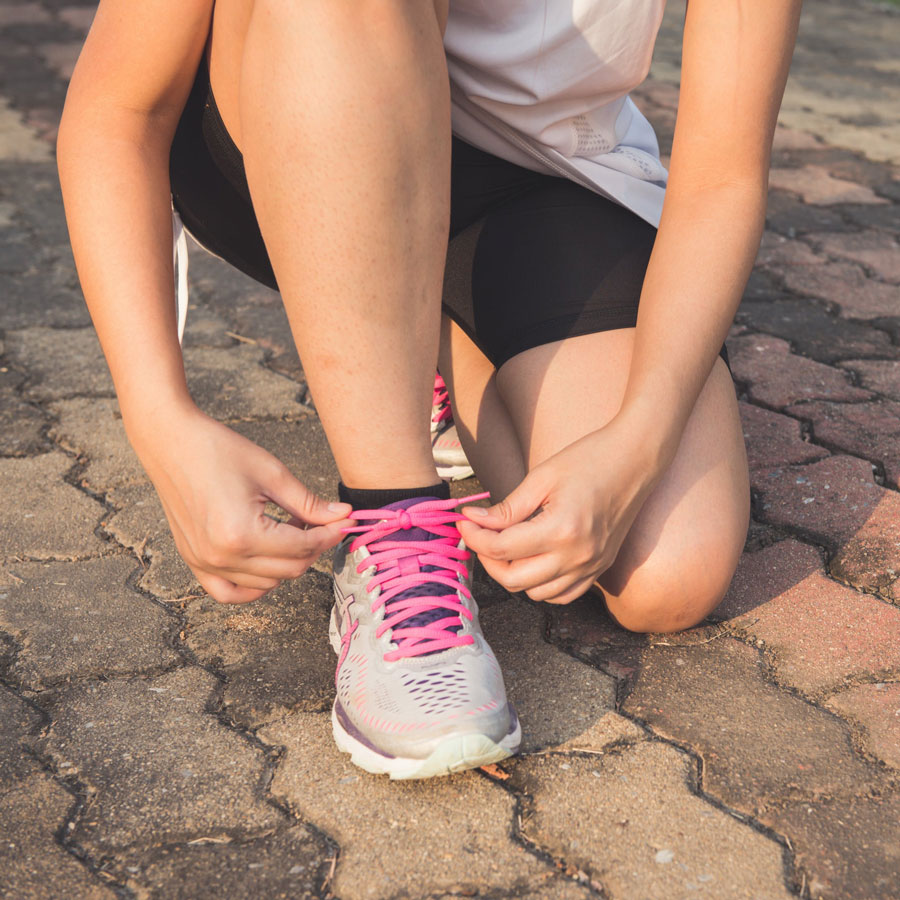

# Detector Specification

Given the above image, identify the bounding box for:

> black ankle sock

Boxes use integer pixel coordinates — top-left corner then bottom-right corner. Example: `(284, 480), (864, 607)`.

(338, 481), (450, 510)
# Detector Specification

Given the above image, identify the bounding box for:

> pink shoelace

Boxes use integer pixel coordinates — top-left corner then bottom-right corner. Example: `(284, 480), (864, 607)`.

(342, 493), (490, 661)
(432, 372), (452, 426)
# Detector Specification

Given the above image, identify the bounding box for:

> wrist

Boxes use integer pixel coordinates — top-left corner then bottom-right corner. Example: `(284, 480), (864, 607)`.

(120, 386), (202, 456)
(604, 402), (684, 482)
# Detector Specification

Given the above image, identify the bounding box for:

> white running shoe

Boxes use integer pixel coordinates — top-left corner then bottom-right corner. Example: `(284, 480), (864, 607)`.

(431, 373), (475, 481)
(330, 494), (520, 779)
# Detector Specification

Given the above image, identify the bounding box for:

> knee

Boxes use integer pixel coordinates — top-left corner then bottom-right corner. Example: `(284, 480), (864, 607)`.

(599, 547), (740, 634)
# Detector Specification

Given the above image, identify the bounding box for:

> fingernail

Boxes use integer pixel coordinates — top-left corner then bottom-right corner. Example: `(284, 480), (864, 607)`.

(465, 506), (489, 517)
(328, 502), (352, 514)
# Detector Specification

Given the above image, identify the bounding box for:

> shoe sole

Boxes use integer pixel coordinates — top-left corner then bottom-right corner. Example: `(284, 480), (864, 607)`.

(435, 462), (475, 482)
(328, 606), (521, 780)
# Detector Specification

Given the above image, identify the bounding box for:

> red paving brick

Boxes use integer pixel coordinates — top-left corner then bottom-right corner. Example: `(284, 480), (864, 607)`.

(739, 402), (829, 471)
(826, 682), (900, 769)
(838, 359), (900, 402)
(730, 335), (871, 407)
(776, 261), (899, 320)
(785, 398), (900, 487)
(753, 455), (900, 598)
(768, 166), (889, 206)
(807, 229), (900, 283)
(716, 540), (900, 696)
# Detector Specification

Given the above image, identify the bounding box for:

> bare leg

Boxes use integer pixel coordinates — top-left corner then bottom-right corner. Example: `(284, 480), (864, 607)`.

(442, 322), (750, 632)
(238, 0), (451, 489)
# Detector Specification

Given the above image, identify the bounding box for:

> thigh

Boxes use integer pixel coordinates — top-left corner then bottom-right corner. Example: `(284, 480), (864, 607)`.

(497, 330), (749, 630)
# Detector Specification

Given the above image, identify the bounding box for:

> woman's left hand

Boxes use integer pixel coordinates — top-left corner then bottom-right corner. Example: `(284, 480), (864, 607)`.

(457, 416), (665, 604)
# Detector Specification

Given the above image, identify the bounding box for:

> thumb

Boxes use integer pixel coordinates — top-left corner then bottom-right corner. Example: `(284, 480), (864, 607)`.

(267, 467), (352, 526)
(461, 472), (549, 530)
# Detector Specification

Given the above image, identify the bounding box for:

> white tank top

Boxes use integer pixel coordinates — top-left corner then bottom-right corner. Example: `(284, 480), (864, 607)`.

(444, 0), (668, 226)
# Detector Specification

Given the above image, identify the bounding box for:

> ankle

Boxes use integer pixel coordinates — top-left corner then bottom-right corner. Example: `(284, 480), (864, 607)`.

(338, 482), (450, 510)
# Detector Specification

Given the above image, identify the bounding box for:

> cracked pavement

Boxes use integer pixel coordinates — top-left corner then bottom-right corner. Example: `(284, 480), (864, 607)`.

(2, 1), (899, 898)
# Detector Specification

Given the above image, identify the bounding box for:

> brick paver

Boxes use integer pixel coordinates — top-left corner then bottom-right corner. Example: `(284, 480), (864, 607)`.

(3, 1), (900, 898)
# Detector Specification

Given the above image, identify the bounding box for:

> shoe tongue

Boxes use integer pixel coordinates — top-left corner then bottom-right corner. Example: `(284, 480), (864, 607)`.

(381, 496), (444, 544)
(379, 496), (463, 648)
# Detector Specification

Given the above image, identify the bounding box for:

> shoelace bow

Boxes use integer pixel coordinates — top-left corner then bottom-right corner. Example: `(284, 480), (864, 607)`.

(342, 493), (490, 661)
(432, 373), (452, 426)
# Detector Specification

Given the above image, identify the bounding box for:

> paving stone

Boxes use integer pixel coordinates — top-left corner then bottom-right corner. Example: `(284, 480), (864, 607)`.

(0, 684), (42, 784)
(765, 191), (857, 237)
(509, 742), (793, 900)
(770, 124), (825, 153)
(115, 827), (327, 900)
(481, 598), (617, 753)
(768, 165), (888, 205)
(0, 95), (50, 161)
(729, 335), (871, 407)
(57, 6), (96, 34)
(104, 483), (198, 602)
(43, 667), (284, 852)
(0, 452), (106, 561)
(773, 794), (900, 900)
(756, 230), (824, 267)
(753, 456), (900, 599)
(0, 557), (179, 690)
(807, 229), (900, 283)
(0, 389), (47, 455)
(0, 772), (117, 900)
(826, 682), (900, 770)
(182, 570), (335, 729)
(261, 711), (563, 900)
(776, 261), (900, 320)
(786, 397), (900, 487)
(838, 358), (900, 402)
(227, 304), (304, 383)
(621, 638), (884, 815)
(4, 326), (113, 400)
(843, 202), (900, 234)
(739, 402), (829, 471)
(735, 298), (898, 364)
(0, 3), (52, 26)
(183, 344), (306, 420)
(181, 305), (241, 349)
(50, 396), (147, 494)
(714, 540), (900, 696)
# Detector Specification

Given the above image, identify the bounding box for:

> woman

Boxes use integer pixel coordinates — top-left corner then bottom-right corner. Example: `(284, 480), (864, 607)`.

(57, 0), (801, 778)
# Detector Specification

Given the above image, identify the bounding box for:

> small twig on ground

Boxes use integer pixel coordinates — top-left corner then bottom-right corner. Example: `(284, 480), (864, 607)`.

(225, 331), (258, 344)
(652, 618), (758, 648)
(479, 762), (510, 780)
(3, 570), (24, 584)
(321, 855), (337, 895)
(132, 538), (148, 569)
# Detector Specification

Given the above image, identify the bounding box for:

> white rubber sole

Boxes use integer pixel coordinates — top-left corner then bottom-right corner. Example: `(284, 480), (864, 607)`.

(435, 461), (476, 482)
(331, 702), (520, 780)
(328, 606), (521, 779)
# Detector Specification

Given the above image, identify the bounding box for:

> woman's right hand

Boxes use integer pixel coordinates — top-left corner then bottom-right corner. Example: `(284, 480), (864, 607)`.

(130, 403), (352, 604)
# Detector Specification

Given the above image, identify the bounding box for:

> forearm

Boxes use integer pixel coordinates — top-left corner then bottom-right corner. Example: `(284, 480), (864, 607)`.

(618, 179), (766, 470)
(58, 109), (194, 447)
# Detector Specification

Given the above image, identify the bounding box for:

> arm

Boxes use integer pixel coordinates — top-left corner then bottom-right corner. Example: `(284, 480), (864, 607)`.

(459, 0), (802, 601)
(621, 0), (803, 469)
(58, 0), (350, 603)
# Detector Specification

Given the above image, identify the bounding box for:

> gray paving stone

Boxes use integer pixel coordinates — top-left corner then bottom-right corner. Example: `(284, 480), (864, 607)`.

(43, 667), (284, 852)
(0, 95), (50, 161)
(4, 326), (113, 400)
(0, 452), (106, 561)
(0, 683), (42, 785)
(183, 570), (336, 729)
(50, 396), (147, 494)
(0, 382), (47, 456)
(104, 483), (198, 601)
(113, 827), (328, 900)
(181, 305), (242, 349)
(509, 742), (793, 900)
(773, 794), (900, 900)
(261, 711), (563, 900)
(0, 771), (117, 900)
(621, 639), (887, 816)
(481, 598), (617, 753)
(182, 344), (307, 420)
(0, 557), (179, 689)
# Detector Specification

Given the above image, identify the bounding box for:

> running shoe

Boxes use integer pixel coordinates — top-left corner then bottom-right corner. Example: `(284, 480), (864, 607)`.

(432, 373), (475, 481)
(329, 494), (520, 779)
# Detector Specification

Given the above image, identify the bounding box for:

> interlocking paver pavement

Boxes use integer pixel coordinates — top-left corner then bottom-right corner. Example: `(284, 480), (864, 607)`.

(2, 1), (900, 898)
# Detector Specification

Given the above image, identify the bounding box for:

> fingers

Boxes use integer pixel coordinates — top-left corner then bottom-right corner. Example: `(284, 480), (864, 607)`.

(254, 516), (350, 559)
(460, 470), (550, 532)
(194, 569), (273, 605)
(267, 466), (352, 526)
(458, 515), (555, 562)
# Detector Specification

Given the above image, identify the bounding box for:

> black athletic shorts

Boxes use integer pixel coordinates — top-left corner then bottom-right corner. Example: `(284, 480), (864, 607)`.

(170, 61), (728, 370)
